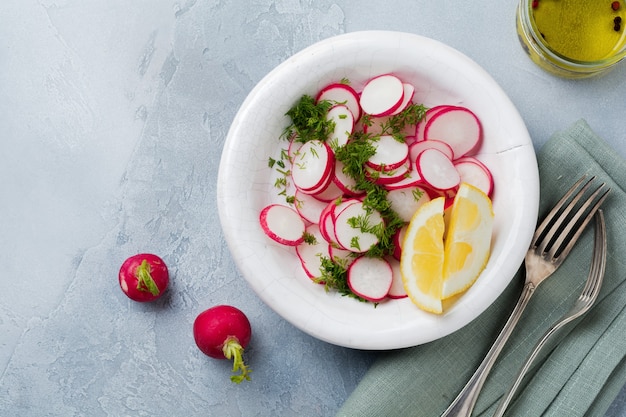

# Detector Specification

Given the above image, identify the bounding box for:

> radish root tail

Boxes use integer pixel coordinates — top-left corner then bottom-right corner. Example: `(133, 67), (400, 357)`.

(222, 337), (251, 384)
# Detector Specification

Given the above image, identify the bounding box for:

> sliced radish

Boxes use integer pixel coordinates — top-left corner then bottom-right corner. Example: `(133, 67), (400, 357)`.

(326, 104), (354, 148)
(365, 161), (411, 186)
(259, 204), (306, 246)
(392, 224), (408, 261)
(415, 105), (454, 142)
(383, 160), (422, 191)
(390, 82), (416, 115)
(386, 257), (407, 299)
(424, 106), (482, 159)
(347, 256), (393, 302)
(316, 83), (362, 121)
(416, 148), (461, 191)
(312, 177), (343, 202)
(294, 189), (327, 224)
(318, 201), (338, 244)
(334, 201), (384, 253)
(288, 139), (303, 161)
(333, 160), (364, 197)
(366, 135), (410, 171)
(291, 140), (335, 193)
(409, 139), (454, 162)
(296, 224), (330, 280)
(329, 244), (356, 268)
(454, 157), (494, 197)
(359, 74), (404, 117)
(386, 185), (431, 222)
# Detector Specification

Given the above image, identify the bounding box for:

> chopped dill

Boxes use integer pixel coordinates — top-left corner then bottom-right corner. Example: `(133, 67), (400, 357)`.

(281, 95), (334, 143)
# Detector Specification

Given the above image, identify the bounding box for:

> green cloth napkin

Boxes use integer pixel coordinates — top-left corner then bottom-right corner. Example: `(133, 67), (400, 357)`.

(337, 119), (626, 417)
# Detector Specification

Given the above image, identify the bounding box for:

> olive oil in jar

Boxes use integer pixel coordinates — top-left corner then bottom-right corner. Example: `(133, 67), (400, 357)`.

(531, 0), (626, 61)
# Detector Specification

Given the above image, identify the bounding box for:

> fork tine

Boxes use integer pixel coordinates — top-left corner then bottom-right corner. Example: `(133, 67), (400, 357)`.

(584, 210), (607, 304)
(579, 211), (605, 299)
(532, 176), (588, 249)
(549, 183), (610, 262)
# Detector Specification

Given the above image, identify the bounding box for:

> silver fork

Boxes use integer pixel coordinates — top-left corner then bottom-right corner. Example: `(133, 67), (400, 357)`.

(441, 176), (610, 417)
(492, 209), (607, 417)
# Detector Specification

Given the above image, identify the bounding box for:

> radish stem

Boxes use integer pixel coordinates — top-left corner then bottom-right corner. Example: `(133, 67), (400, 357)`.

(222, 337), (251, 384)
(136, 260), (160, 296)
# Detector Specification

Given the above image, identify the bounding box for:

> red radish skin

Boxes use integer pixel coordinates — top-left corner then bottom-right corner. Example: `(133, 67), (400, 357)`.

(119, 253), (169, 302)
(316, 83), (362, 121)
(423, 106), (482, 159)
(359, 74), (405, 117)
(347, 256), (393, 302)
(311, 177), (343, 202)
(383, 162), (422, 191)
(259, 204), (306, 246)
(409, 139), (454, 163)
(193, 305), (252, 383)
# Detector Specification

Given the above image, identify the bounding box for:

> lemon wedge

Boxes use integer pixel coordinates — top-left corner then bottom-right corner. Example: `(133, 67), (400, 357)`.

(400, 197), (446, 314)
(401, 183), (494, 314)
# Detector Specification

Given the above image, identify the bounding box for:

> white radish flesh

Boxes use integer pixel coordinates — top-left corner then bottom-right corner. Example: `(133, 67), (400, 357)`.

(365, 161), (411, 186)
(424, 106), (482, 159)
(454, 157), (494, 196)
(259, 204), (306, 246)
(409, 139), (454, 163)
(359, 74), (404, 117)
(416, 148), (461, 191)
(386, 257), (407, 299)
(333, 160), (364, 197)
(415, 105), (454, 142)
(383, 161), (422, 191)
(386, 185), (431, 222)
(334, 201), (383, 253)
(347, 256), (393, 302)
(316, 83), (362, 121)
(312, 177), (343, 202)
(390, 82), (416, 115)
(326, 104), (354, 148)
(329, 245), (356, 268)
(366, 135), (410, 171)
(295, 224), (329, 280)
(294, 189), (328, 224)
(291, 140), (334, 193)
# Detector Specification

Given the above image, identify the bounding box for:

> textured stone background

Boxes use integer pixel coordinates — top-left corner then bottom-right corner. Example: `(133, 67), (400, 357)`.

(1, 1), (625, 416)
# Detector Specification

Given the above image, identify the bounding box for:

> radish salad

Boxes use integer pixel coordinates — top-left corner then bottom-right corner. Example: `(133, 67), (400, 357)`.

(260, 74), (493, 303)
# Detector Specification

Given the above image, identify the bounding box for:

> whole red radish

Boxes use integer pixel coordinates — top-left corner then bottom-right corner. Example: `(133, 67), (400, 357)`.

(193, 305), (252, 383)
(118, 253), (169, 302)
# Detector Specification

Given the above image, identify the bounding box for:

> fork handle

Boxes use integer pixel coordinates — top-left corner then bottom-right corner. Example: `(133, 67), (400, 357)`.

(492, 317), (569, 417)
(440, 281), (536, 417)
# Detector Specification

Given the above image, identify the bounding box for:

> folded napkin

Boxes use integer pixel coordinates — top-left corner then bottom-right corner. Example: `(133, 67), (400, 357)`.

(337, 120), (626, 417)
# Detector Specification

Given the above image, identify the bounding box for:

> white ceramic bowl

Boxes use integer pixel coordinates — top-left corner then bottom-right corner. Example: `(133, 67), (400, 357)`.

(217, 31), (539, 350)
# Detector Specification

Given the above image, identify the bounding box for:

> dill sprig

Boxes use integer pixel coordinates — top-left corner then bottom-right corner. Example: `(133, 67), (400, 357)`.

(281, 95), (334, 143)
